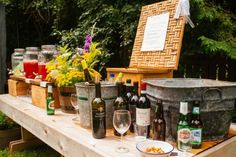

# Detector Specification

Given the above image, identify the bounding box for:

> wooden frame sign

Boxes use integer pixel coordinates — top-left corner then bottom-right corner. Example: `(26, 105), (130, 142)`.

(129, 0), (185, 70)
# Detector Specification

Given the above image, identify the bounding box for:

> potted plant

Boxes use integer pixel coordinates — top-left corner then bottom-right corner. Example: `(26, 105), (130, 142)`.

(46, 35), (110, 113)
(0, 112), (21, 149)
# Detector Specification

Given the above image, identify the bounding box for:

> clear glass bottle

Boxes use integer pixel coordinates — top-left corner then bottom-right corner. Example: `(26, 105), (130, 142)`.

(38, 45), (56, 81)
(23, 47), (39, 79)
(11, 48), (25, 75)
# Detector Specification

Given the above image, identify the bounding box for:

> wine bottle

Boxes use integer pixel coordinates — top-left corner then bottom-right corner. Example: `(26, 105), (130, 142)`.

(152, 99), (166, 141)
(136, 82), (150, 138)
(177, 102), (191, 151)
(129, 81), (139, 133)
(46, 84), (55, 115)
(190, 100), (203, 149)
(124, 79), (133, 102)
(81, 60), (93, 83)
(113, 81), (128, 136)
(91, 75), (106, 139)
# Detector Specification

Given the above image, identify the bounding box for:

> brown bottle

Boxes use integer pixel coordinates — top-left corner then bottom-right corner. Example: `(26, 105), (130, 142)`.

(152, 99), (166, 141)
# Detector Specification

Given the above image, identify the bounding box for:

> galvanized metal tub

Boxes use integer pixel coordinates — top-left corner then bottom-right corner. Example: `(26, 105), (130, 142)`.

(143, 78), (236, 141)
(75, 82), (117, 129)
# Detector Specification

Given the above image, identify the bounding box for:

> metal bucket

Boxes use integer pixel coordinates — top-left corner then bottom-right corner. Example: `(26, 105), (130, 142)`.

(75, 82), (117, 129)
(143, 78), (236, 141)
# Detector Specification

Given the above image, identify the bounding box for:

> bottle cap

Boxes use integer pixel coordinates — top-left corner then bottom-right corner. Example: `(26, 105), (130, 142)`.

(140, 82), (146, 91)
(180, 102), (188, 115)
(126, 79), (132, 86)
(110, 73), (115, 78)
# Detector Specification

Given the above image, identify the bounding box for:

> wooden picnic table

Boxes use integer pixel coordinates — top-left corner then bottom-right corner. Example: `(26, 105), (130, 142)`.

(0, 94), (235, 157)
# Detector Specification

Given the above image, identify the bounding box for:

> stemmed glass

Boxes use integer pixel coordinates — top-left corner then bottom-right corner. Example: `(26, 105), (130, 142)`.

(70, 93), (80, 123)
(113, 110), (131, 153)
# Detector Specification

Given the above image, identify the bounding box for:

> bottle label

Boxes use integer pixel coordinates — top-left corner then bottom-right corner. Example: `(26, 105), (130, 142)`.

(193, 107), (200, 114)
(48, 100), (55, 110)
(178, 128), (191, 143)
(94, 107), (105, 119)
(191, 128), (202, 144)
(136, 108), (150, 126)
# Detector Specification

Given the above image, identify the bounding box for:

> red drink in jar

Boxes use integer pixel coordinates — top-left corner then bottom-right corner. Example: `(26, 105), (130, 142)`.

(38, 63), (47, 81)
(23, 60), (38, 79)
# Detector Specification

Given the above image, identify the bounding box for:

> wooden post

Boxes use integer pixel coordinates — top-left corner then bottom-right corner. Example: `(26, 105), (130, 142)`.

(9, 127), (45, 152)
(0, 3), (6, 94)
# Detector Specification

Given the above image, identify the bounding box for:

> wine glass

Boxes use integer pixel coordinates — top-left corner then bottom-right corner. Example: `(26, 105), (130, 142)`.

(70, 93), (80, 123)
(113, 110), (131, 153)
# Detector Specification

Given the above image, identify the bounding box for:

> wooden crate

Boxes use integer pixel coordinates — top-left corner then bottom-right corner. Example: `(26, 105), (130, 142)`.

(107, 0), (185, 84)
(8, 76), (60, 109)
(8, 76), (29, 96)
(30, 79), (60, 109)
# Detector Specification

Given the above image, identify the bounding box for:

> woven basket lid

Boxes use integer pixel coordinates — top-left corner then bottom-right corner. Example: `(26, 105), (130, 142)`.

(129, 0), (185, 70)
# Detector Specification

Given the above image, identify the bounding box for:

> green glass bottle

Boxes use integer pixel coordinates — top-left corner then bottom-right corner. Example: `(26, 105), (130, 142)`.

(113, 81), (128, 136)
(91, 75), (106, 139)
(81, 60), (93, 83)
(190, 100), (203, 149)
(177, 102), (191, 151)
(46, 84), (55, 115)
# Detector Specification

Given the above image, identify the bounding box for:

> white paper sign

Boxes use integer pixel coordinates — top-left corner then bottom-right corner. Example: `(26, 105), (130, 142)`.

(141, 12), (170, 51)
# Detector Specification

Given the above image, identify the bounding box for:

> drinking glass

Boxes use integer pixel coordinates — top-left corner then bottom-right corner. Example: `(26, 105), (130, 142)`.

(133, 122), (147, 142)
(70, 93), (80, 123)
(113, 110), (131, 153)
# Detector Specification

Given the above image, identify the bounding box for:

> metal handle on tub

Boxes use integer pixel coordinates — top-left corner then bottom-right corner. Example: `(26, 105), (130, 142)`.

(202, 88), (222, 103)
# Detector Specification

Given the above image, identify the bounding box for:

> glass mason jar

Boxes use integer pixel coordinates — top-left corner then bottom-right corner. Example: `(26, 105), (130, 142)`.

(23, 47), (39, 79)
(38, 45), (56, 81)
(11, 48), (25, 75)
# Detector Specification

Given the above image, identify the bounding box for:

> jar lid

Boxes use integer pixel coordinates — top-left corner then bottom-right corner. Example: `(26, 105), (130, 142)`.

(14, 48), (25, 53)
(26, 47), (39, 52)
(41, 45), (56, 50)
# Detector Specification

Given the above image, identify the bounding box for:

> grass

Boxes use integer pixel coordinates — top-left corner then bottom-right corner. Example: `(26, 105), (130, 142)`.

(0, 145), (60, 157)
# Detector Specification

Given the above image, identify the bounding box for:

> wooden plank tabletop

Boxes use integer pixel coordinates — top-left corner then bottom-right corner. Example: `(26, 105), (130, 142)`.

(0, 94), (235, 157)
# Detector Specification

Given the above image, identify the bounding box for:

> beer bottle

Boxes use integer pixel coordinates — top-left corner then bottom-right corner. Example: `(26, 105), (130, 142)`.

(46, 84), (55, 115)
(190, 100), (203, 149)
(152, 99), (166, 141)
(177, 102), (191, 151)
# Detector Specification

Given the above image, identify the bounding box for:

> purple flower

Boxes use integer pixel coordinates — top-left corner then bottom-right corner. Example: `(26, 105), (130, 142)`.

(83, 35), (92, 53)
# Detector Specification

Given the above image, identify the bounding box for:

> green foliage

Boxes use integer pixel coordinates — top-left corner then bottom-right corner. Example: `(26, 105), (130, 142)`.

(182, 0), (236, 58)
(46, 42), (107, 87)
(0, 146), (60, 157)
(0, 111), (19, 130)
(1, 0), (236, 69)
